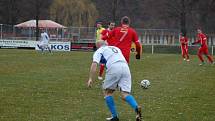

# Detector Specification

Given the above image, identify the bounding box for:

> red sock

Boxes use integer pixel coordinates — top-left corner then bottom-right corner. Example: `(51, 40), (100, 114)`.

(99, 64), (105, 77)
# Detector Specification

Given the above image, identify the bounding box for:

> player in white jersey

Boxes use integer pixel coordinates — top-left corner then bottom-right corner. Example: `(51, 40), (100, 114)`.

(87, 40), (142, 121)
(37, 31), (52, 53)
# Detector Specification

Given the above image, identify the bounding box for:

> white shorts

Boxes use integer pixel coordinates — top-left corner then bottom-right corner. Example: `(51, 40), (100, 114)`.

(102, 62), (132, 93)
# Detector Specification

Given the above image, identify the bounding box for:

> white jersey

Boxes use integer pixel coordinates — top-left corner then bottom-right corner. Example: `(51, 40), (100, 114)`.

(40, 32), (49, 44)
(93, 46), (127, 69)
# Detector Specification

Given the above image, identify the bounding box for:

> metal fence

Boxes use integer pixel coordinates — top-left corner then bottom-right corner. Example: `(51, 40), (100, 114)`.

(0, 24), (215, 54)
(137, 29), (180, 45)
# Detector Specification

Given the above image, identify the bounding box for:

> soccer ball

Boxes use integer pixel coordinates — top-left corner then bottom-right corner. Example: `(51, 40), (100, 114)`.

(140, 80), (150, 89)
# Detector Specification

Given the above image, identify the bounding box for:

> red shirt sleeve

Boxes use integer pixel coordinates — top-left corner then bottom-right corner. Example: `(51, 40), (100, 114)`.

(102, 28), (115, 40)
(101, 29), (107, 36)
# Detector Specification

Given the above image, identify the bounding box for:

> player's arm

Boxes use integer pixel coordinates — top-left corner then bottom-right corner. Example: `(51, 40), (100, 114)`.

(87, 51), (101, 87)
(192, 34), (203, 45)
(132, 30), (141, 59)
(87, 62), (98, 87)
(191, 37), (200, 45)
(102, 28), (115, 40)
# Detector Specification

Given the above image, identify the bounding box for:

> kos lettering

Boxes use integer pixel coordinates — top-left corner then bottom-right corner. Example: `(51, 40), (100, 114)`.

(51, 45), (70, 50)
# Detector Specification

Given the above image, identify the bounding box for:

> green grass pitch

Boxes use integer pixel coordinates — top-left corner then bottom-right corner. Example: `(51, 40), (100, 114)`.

(0, 49), (215, 121)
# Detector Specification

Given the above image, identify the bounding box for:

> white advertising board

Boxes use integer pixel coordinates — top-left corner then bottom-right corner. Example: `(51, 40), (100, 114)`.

(0, 39), (36, 48)
(35, 41), (71, 51)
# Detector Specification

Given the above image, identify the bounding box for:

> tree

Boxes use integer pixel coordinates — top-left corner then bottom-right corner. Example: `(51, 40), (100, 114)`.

(50, 0), (98, 27)
(164, 0), (200, 34)
(0, 0), (20, 25)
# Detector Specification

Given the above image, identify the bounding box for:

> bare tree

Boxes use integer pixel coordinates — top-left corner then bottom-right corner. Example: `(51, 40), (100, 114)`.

(50, 0), (98, 27)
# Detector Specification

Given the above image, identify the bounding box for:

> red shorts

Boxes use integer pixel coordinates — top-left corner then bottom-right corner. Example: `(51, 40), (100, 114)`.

(181, 45), (188, 53)
(198, 46), (209, 55)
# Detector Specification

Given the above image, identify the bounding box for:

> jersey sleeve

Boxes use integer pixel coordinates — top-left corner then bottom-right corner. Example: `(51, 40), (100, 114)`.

(102, 28), (115, 40)
(194, 35), (201, 44)
(93, 49), (102, 64)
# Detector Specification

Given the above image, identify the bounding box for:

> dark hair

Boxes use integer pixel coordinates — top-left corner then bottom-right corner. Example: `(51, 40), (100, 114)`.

(108, 21), (115, 25)
(121, 16), (130, 25)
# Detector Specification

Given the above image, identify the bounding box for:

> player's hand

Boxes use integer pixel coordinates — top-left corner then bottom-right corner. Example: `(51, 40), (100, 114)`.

(87, 79), (93, 88)
(136, 54), (140, 59)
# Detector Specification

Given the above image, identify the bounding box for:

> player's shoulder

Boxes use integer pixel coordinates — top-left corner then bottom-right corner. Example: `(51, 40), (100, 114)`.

(95, 46), (106, 53)
(108, 46), (121, 52)
(114, 27), (122, 31)
(128, 27), (137, 33)
(101, 27), (105, 31)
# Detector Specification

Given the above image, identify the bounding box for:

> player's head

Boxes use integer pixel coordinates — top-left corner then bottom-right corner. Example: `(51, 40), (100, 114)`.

(96, 22), (102, 29)
(197, 28), (202, 34)
(180, 32), (186, 37)
(96, 40), (108, 48)
(121, 16), (131, 25)
(108, 22), (115, 30)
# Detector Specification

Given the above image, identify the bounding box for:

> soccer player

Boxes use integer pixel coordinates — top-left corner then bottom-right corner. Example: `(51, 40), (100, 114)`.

(96, 22), (105, 42)
(192, 29), (214, 65)
(87, 40), (142, 121)
(96, 22), (106, 80)
(102, 16), (141, 63)
(180, 33), (189, 61)
(37, 30), (51, 53)
(101, 22), (116, 46)
(98, 22), (116, 80)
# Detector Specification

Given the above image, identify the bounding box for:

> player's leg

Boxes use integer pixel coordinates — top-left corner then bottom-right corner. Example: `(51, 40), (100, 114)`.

(118, 64), (142, 121)
(185, 45), (189, 61)
(197, 48), (205, 65)
(103, 67), (120, 120)
(203, 48), (214, 63)
(98, 57), (106, 80)
(181, 47), (186, 60)
(121, 91), (142, 121)
(46, 45), (52, 53)
(37, 44), (42, 49)
(104, 89), (119, 121)
(98, 64), (105, 80)
(37, 43), (44, 52)
(41, 45), (45, 53)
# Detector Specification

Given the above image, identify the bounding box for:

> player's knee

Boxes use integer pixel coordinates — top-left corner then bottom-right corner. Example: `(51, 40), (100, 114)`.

(120, 91), (130, 100)
(104, 89), (114, 96)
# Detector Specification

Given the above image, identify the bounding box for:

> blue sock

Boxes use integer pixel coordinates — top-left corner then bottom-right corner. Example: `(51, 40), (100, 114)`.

(125, 95), (138, 111)
(105, 96), (118, 118)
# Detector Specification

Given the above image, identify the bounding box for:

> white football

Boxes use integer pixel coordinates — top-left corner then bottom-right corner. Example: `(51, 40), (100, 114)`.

(140, 80), (150, 89)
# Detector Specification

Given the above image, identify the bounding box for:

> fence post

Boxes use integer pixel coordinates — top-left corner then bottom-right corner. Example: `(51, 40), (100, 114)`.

(0, 24), (2, 40)
(152, 45), (154, 54)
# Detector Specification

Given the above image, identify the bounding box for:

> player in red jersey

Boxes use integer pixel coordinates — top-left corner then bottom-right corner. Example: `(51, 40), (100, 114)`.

(180, 33), (189, 61)
(97, 22), (116, 80)
(192, 29), (214, 65)
(101, 22), (116, 46)
(102, 16), (141, 63)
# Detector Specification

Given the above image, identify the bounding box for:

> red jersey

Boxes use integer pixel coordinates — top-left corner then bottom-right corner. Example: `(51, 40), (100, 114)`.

(101, 29), (116, 46)
(180, 36), (188, 46)
(194, 33), (208, 47)
(102, 24), (141, 63)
